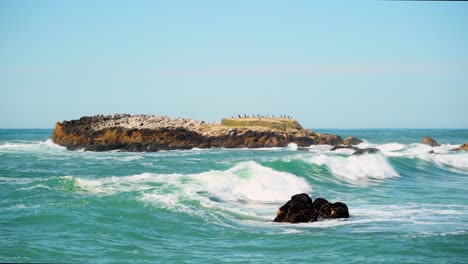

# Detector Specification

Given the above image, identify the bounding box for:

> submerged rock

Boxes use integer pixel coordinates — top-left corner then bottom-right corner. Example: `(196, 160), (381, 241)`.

(297, 147), (310, 152)
(452, 143), (468, 151)
(330, 145), (359, 151)
(353, 148), (380, 155)
(343, 136), (363, 146)
(422, 137), (439, 147)
(274, 193), (349, 223)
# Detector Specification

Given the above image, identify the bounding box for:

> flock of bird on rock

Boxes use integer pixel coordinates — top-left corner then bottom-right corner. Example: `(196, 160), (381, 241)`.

(232, 114), (293, 119)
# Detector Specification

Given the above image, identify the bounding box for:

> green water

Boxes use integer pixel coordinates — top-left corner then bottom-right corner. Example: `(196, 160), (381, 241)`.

(1, 129), (467, 263)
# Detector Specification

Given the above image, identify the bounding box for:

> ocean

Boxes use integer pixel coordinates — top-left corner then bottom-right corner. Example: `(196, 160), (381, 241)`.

(1, 129), (467, 263)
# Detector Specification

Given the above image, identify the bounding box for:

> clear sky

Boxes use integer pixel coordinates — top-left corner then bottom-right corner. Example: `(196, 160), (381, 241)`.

(1, 0), (467, 128)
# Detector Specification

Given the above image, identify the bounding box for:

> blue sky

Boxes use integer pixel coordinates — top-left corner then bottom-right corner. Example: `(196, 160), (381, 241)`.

(1, 0), (467, 128)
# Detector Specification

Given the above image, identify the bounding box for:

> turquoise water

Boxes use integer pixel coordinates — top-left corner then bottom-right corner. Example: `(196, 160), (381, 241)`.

(1, 129), (468, 263)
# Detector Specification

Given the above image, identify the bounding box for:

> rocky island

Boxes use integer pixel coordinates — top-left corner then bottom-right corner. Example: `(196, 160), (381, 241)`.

(51, 114), (346, 151)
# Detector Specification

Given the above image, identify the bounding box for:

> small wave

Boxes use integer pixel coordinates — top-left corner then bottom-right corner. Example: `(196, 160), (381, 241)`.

(0, 142), (36, 150)
(39, 139), (66, 150)
(306, 154), (399, 182)
(6, 203), (41, 210)
(402, 230), (467, 238)
(0, 139), (66, 152)
(73, 173), (159, 194)
(0, 176), (44, 184)
(94, 155), (143, 162)
(18, 184), (53, 191)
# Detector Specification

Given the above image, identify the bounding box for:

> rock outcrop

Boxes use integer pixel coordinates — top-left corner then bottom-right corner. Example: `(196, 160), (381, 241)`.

(274, 193), (349, 223)
(422, 137), (439, 147)
(330, 145), (359, 151)
(453, 143), (468, 151)
(51, 114), (346, 151)
(330, 145), (380, 155)
(343, 136), (363, 146)
(353, 147), (380, 155)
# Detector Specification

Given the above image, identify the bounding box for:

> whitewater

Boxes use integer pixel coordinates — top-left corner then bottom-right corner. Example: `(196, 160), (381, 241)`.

(1, 129), (467, 263)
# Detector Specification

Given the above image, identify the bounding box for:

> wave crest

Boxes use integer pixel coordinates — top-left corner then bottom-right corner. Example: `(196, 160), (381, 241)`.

(306, 154), (399, 182)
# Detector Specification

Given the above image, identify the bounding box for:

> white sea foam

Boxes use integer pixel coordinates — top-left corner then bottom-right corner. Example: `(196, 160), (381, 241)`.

(39, 139), (66, 150)
(343, 141), (468, 172)
(356, 140), (371, 149)
(306, 145), (333, 153)
(331, 148), (355, 155)
(306, 154), (399, 182)
(379, 142), (405, 153)
(375, 143), (468, 171)
(192, 161), (311, 203)
(72, 161), (311, 220)
(431, 152), (468, 170)
(286, 143), (298, 151)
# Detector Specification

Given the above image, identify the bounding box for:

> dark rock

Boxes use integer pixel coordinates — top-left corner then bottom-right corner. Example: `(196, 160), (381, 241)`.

(422, 137), (439, 147)
(330, 145), (359, 151)
(428, 150), (435, 154)
(353, 148), (380, 155)
(274, 193), (349, 223)
(291, 193), (313, 204)
(343, 136), (363, 146)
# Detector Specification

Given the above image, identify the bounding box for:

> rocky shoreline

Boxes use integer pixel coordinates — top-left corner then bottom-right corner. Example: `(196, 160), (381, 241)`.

(51, 114), (346, 151)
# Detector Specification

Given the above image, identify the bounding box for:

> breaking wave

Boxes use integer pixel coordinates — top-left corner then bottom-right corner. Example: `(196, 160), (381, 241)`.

(305, 154), (399, 182)
(52, 161), (313, 221)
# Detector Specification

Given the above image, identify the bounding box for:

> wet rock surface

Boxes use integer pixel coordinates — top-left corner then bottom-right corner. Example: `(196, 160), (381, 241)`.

(330, 145), (381, 155)
(453, 143), (468, 151)
(343, 136), (363, 146)
(330, 145), (359, 151)
(422, 137), (439, 147)
(353, 147), (381, 155)
(274, 193), (349, 223)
